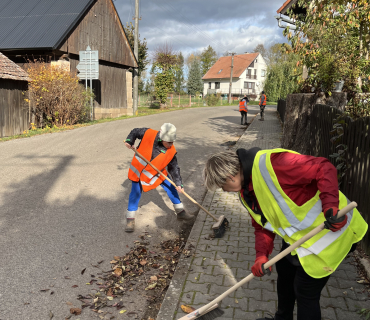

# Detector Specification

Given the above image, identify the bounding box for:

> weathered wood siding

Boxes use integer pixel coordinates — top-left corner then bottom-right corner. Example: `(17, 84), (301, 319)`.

(70, 58), (131, 118)
(0, 79), (29, 137)
(59, 0), (137, 68)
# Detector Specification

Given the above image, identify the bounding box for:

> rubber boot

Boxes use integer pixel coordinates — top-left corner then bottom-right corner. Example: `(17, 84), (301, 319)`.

(125, 210), (136, 232)
(125, 219), (135, 232)
(174, 203), (195, 221)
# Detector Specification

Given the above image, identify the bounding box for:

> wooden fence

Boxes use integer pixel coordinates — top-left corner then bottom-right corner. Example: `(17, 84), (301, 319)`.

(309, 104), (370, 254)
(277, 99), (286, 123)
(0, 79), (29, 138)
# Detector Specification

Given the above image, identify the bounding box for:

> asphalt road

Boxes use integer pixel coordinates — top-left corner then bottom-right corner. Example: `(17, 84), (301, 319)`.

(0, 105), (261, 320)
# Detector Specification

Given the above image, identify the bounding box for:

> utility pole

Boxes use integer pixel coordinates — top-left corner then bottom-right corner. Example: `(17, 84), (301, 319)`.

(133, 0), (139, 115)
(228, 52), (236, 104)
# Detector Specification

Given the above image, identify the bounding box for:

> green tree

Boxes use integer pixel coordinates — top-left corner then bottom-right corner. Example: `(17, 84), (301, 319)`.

(174, 52), (185, 93)
(263, 45), (299, 101)
(200, 45), (218, 76)
(153, 43), (179, 104)
(124, 22), (149, 76)
(187, 59), (203, 95)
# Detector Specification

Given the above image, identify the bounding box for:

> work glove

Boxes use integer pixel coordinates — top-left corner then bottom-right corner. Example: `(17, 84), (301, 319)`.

(251, 256), (271, 277)
(323, 207), (347, 232)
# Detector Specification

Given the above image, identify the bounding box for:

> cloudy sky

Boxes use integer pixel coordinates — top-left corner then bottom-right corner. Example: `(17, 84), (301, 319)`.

(114, 0), (287, 59)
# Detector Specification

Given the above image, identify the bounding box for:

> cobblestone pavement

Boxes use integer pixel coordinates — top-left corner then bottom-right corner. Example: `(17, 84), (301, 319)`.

(157, 107), (369, 320)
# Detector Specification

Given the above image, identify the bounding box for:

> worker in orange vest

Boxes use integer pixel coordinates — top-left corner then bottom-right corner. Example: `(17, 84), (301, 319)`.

(124, 123), (195, 232)
(259, 91), (267, 121)
(239, 95), (249, 125)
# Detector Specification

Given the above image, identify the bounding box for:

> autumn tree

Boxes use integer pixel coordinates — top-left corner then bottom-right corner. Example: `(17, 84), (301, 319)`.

(200, 45), (218, 76)
(152, 43), (179, 104)
(285, 0), (370, 116)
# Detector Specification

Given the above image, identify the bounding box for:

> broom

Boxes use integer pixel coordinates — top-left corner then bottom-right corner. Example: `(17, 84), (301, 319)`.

(130, 147), (229, 238)
(178, 201), (357, 320)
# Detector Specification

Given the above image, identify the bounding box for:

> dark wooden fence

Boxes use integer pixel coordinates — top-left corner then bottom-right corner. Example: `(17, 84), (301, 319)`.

(277, 99), (286, 123)
(309, 104), (370, 254)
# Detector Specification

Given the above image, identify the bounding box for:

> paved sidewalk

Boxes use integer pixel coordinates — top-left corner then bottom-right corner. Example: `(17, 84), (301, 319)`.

(157, 107), (368, 320)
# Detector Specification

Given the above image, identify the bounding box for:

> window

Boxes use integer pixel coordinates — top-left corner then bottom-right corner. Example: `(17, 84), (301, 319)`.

(208, 82), (211, 89)
(249, 61), (254, 68)
(255, 59), (258, 63)
(215, 82), (220, 89)
(244, 82), (255, 89)
(261, 69), (266, 77)
(254, 69), (257, 79)
(217, 69), (223, 74)
(246, 69), (252, 78)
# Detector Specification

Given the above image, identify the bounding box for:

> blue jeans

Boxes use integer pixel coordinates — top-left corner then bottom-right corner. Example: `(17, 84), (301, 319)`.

(128, 180), (181, 211)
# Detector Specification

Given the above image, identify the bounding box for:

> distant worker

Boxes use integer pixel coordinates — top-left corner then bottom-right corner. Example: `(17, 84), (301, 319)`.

(239, 94), (249, 125)
(259, 91), (267, 121)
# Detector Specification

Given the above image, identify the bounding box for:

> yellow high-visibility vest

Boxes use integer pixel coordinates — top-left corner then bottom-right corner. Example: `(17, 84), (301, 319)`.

(239, 148), (368, 278)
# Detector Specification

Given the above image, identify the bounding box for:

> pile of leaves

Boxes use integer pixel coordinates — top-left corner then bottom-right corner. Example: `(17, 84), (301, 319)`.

(76, 235), (193, 318)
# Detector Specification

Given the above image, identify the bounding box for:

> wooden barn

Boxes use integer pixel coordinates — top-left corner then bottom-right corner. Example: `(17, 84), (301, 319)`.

(0, 53), (29, 138)
(0, 0), (137, 120)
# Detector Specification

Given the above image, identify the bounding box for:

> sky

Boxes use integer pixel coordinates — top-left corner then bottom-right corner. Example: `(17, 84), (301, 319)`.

(114, 0), (288, 60)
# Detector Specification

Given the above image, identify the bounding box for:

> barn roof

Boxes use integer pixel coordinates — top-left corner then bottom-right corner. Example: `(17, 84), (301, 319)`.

(0, 0), (95, 50)
(0, 52), (29, 81)
(202, 53), (259, 80)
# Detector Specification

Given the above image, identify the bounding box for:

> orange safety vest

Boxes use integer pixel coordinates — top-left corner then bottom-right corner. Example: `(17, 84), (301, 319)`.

(260, 94), (267, 106)
(239, 100), (248, 112)
(128, 129), (177, 192)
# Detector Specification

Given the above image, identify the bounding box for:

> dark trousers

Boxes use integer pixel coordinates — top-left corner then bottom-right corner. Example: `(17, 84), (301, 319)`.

(260, 105), (265, 118)
(240, 111), (247, 124)
(275, 255), (330, 320)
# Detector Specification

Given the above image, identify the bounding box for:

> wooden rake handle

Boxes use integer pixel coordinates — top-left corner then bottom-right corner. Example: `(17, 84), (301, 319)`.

(179, 201), (357, 320)
(130, 147), (219, 222)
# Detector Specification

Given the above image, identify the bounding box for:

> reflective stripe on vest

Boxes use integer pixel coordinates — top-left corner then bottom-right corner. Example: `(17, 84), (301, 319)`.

(239, 101), (248, 112)
(128, 129), (177, 192)
(260, 94), (266, 105)
(240, 148), (368, 278)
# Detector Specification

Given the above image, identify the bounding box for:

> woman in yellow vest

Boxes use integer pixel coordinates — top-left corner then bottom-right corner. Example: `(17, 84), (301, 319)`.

(203, 147), (367, 320)
(124, 123), (195, 232)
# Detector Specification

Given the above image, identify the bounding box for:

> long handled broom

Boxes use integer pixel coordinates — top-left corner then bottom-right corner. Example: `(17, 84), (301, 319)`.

(178, 201), (357, 320)
(130, 147), (229, 238)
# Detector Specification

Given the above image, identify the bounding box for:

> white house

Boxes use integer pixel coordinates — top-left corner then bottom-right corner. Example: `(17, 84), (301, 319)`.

(202, 53), (267, 100)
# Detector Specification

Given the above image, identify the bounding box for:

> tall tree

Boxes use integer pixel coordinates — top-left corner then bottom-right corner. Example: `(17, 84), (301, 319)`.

(253, 44), (267, 60)
(200, 45), (218, 76)
(152, 43), (179, 104)
(174, 52), (185, 93)
(187, 59), (203, 95)
(124, 22), (149, 76)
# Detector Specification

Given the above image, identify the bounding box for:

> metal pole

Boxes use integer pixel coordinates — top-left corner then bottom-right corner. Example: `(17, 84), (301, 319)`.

(90, 49), (93, 120)
(228, 52), (235, 104)
(133, 0), (139, 115)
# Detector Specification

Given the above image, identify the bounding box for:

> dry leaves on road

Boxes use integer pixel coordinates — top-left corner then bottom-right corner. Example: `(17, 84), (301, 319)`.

(76, 236), (193, 316)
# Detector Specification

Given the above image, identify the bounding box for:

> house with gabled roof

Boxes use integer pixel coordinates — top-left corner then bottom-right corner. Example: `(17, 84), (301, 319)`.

(0, 52), (30, 137)
(0, 0), (138, 120)
(202, 53), (267, 100)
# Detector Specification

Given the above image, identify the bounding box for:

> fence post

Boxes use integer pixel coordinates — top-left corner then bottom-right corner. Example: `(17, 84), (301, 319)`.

(178, 94), (180, 107)
(189, 95), (191, 107)
(170, 94), (173, 108)
(221, 96), (222, 105)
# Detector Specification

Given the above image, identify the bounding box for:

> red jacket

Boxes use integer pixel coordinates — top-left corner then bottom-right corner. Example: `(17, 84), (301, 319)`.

(244, 152), (339, 258)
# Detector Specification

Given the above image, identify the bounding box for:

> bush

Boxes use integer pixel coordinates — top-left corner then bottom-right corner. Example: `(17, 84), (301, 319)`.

(205, 93), (221, 106)
(26, 60), (94, 127)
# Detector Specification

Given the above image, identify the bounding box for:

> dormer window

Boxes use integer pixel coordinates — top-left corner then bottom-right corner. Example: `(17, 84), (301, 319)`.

(218, 69), (222, 74)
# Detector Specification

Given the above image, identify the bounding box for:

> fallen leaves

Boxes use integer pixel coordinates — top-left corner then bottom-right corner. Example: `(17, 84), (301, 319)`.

(181, 305), (196, 313)
(70, 308), (82, 315)
(74, 235), (193, 317)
